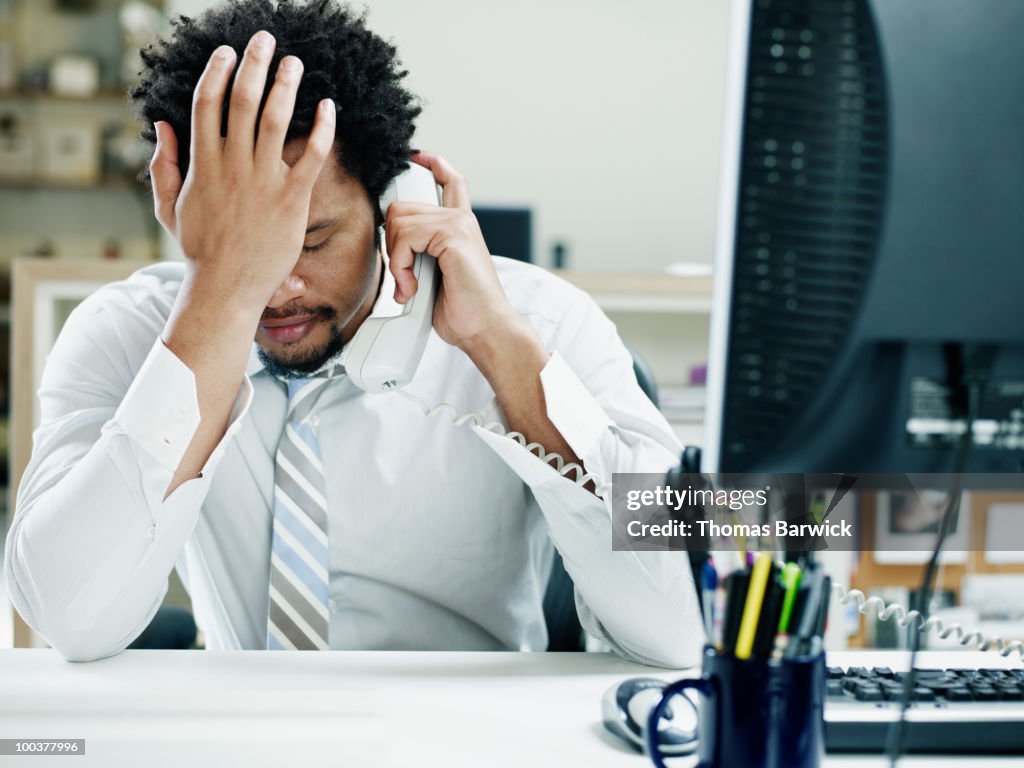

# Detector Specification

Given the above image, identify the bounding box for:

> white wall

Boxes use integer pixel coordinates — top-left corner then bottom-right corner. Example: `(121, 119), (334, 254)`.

(169, 0), (733, 272)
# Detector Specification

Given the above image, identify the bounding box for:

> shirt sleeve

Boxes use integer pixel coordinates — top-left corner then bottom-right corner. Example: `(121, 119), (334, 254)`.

(472, 292), (705, 669)
(4, 297), (251, 662)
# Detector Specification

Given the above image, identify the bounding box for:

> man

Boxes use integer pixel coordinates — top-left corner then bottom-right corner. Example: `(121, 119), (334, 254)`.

(5, 0), (702, 666)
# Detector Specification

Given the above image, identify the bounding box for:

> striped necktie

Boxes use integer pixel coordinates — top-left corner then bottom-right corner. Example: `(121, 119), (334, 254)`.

(266, 366), (341, 651)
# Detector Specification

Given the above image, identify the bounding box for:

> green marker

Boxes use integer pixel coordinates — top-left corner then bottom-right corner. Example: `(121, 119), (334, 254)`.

(777, 562), (803, 634)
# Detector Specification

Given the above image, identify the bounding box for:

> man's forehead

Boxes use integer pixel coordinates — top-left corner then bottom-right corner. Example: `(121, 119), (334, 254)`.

(281, 136), (342, 174)
(281, 137), (367, 214)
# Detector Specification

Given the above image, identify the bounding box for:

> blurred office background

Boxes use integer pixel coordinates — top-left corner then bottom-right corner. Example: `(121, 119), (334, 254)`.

(2, 0), (1022, 655)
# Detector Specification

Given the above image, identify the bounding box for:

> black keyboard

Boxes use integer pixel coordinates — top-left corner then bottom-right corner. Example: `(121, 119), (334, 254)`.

(825, 665), (1024, 754)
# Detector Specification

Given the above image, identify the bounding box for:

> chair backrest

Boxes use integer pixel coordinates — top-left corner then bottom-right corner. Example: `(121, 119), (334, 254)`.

(627, 342), (659, 409)
(542, 549), (584, 651)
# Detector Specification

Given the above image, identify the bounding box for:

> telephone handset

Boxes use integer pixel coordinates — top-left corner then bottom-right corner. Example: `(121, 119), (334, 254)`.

(345, 163), (442, 392)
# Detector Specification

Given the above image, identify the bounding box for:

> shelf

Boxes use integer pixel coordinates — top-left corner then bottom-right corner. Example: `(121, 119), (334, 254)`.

(553, 270), (713, 314)
(0, 88), (132, 105)
(0, 177), (140, 192)
(11, 258), (154, 284)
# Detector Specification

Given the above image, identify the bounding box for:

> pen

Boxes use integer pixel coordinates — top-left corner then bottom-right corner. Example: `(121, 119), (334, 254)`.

(752, 577), (784, 659)
(734, 553), (774, 659)
(787, 565), (824, 658)
(721, 570), (750, 656)
(814, 575), (832, 640)
(773, 587), (803, 656)
(702, 559), (718, 644)
(788, 583), (809, 633)
(713, 581), (727, 650)
(777, 562), (803, 634)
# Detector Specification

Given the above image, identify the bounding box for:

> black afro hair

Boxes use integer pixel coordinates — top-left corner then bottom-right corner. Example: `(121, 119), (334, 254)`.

(129, 0), (421, 225)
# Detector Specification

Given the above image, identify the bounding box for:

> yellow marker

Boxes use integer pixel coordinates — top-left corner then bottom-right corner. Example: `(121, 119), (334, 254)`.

(734, 553), (773, 659)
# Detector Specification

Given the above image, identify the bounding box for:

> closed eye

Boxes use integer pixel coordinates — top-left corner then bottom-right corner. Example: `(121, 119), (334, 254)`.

(302, 240), (329, 253)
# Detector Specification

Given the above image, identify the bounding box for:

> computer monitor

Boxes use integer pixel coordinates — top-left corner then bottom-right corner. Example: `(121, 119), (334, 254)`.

(702, 0), (1024, 475)
(473, 207), (532, 263)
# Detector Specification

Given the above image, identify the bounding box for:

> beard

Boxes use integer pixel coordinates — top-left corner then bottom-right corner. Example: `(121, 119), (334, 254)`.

(256, 304), (345, 380)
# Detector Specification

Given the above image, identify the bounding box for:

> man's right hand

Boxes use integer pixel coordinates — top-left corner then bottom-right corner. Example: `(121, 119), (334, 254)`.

(147, 30), (335, 497)
(149, 30), (335, 313)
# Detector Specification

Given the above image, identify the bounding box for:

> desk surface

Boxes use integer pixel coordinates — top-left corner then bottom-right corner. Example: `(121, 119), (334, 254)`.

(1, 649), (1022, 768)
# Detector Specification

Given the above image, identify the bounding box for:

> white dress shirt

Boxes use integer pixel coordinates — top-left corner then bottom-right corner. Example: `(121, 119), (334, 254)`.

(5, 258), (703, 666)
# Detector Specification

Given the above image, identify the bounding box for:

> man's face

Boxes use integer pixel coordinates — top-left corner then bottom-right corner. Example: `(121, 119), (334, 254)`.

(255, 138), (380, 376)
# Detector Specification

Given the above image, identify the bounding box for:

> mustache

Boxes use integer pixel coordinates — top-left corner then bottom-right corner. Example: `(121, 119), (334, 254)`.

(261, 304), (337, 322)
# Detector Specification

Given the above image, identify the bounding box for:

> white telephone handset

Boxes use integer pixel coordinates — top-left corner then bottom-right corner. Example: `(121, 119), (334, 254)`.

(345, 163), (441, 392)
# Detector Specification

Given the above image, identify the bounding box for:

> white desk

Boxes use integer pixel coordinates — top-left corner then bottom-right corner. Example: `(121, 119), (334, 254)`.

(1, 649), (1022, 767)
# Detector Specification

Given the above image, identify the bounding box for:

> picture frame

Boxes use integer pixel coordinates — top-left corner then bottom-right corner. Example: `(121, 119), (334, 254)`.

(8, 258), (146, 647)
(873, 488), (971, 564)
(983, 503), (1024, 565)
(38, 122), (100, 184)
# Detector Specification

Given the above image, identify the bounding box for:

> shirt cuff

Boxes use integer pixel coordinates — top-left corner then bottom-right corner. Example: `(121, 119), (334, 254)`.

(539, 351), (613, 460)
(111, 339), (253, 473)
(472, 351), (615, 493)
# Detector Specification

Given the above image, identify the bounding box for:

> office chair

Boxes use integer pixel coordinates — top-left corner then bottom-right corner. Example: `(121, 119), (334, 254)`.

(128, 605), (197, 650)
(626, 342), (660, 410)
(542, 345), (661, 651)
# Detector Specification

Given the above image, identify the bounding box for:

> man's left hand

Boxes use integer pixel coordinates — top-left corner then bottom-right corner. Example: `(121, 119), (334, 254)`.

(383, 152), (526, 359)
(388, 153), (587, 482)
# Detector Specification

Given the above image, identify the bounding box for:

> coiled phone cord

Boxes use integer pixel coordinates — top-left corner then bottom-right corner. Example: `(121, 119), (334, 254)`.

(396, 389), (613, 498)
(832, 582), (1024, 659)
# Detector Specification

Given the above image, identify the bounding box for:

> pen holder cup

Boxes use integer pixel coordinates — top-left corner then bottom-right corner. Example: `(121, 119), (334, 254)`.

(646, 645), (825, 768)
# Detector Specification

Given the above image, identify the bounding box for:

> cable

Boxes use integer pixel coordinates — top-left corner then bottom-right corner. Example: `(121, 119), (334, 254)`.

(831, 583), (1024, 658)
(887, 404), (969, 764)
(395, 389), (613, 497)
(886, 344), (993, 766)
